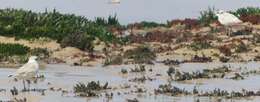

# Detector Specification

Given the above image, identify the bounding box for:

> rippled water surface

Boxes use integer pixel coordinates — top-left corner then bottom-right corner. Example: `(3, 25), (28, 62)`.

(0, 62), (260, 102)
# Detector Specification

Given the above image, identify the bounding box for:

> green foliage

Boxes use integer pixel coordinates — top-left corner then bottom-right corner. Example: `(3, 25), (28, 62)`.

(124, 46), (156, 64)
(140, 21), (164, 28)
(129, 21), (166, 29)
(103, 55), (123, 66)
(232, 7), (260, 16)
(30, 48), (49, 58)
(235, 43), (249, 53)
(167, 66), (175, 77)
(61, 32), (95, 51)
(108, 15), (120, 26)
(190, 41), (212, 51)
(0, 43), (29, 57)
(0, 8), (120, 51)
(253, 34), (260, 43)
(121, 68), (128, 74)
(94, 15), (120, 27)
(198, 7), (218, 26)
(73, 81), (108, 97)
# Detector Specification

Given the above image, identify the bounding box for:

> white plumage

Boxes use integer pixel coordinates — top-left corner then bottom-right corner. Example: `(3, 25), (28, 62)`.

(13, 56), (39, 90)
(215, 10), (244, 35)
(215, 10), (242, 25)
(14, 56), (39, 79)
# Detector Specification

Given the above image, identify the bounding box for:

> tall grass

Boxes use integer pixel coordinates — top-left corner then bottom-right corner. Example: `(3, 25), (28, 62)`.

(198, 7), (218, 26)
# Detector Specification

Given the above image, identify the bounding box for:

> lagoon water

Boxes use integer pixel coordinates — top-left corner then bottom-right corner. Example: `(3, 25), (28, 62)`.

(1, 63), (260, 102)
(0, 0), (259, 24)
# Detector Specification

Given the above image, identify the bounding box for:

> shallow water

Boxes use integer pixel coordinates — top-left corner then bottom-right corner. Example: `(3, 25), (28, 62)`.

(1, 62), (260, 102)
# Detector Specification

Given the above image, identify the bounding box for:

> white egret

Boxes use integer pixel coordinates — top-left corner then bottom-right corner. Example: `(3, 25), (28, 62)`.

(12, 56), (39, 90)
(215, 10), (242, 25)
(215, 10), (243, 35)
(109, 0), (120, 4)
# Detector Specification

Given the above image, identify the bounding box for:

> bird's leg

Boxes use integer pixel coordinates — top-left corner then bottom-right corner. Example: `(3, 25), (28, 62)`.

(225, 26), (230, 36)
(22, 80), (26, 91)
(26, 80), (31, 91)
(228, 26), (232, 36)
(224, 26), (231, 36)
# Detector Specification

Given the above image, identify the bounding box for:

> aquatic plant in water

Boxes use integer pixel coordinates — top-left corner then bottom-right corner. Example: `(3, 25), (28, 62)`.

(73, 81), (109, 97)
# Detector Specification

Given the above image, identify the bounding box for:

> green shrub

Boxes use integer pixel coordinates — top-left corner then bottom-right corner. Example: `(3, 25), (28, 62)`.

(0, 43), (29, 57)
(253, 34), (260, 43)
(30, 48), (49, 58)
(0, 8), (120, 51)
(124, 46), (156, 64)
(232, 7), (260, 17)
(128, 21), (166, 29)
(130, 64), (146, 72)
(94, 15), (120, 27)
(61, 32), (95, 52)
(73, 81), (108, 97)
(107, 15), (120, 26)
(103, 55), (123, 66)
(167, 66), (175, 77)
(121, 69), (128, 74)
(235, 43), (249, 53)
(198, 7), (218, 26)
(190, 41), (212, 51)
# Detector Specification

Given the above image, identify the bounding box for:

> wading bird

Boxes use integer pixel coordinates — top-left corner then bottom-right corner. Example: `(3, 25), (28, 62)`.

(10, 56), (39, 91)
(215, 10), (242, 25)
(215, 10), (243, 35)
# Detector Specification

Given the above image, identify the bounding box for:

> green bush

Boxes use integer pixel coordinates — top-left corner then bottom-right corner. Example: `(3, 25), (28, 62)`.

(124, 46), (156, 64)
(30, 48), (49, 58)
(235, 43), (249, 53)
(94, 15), (120, 27)
(61, 32), (94, 52)
(73, 81), (108, 97)
(0, 43), (29, 57)
(190, 41), (212, 51)
(128, 21), (166, 29)
(232, 7), (260, 17)
(103, 55), (123, 66)
(198, 7), (218, 26)
(0, 8), (120, 51)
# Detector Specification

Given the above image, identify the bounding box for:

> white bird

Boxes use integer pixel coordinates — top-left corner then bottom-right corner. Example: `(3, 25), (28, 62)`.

(215, 10), (242, 25)
(12, 56), (39, 90)
(215, 10), (243, 35)
(109, 0), (120, 4)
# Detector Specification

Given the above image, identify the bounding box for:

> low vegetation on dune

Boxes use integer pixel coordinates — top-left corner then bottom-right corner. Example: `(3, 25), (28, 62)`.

(124, 46), (156, 64)
(198, 7), (218, 26)
(103, 54), (123, 66)
(0, 7), (260, 65)
(0, 43), (49, 63)
(127, 21), (167, 29)
(0, 43), (29, 56)
(0, 8), (121, 51)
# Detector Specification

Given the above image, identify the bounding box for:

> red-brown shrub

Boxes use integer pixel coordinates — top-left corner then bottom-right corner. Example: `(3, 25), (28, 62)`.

(218, 45), (232, 56)
(240, 15), (260, 24)
(168, 19), (200, 29)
